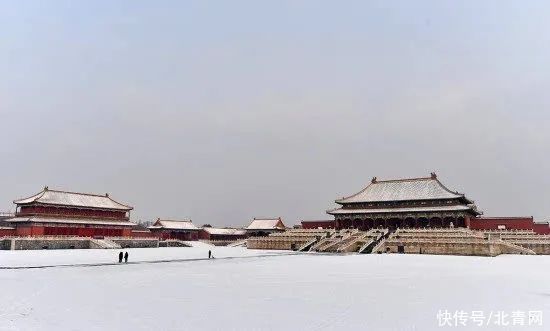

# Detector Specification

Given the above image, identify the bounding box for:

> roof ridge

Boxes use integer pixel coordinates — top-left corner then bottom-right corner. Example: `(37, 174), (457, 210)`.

(207, 226), (238, 229)
(47, 188), (111, 198)
(159, 219), (193, 222)
(49, 188), (134, 209)
(375, 176), (433, 183)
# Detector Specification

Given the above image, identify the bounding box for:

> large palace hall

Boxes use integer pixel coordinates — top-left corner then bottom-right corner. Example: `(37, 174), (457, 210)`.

(327, 173), (480, 230)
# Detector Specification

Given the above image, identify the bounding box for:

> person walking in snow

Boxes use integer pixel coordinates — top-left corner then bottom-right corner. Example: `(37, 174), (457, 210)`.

(118, 251), (123, 263)
(208, 250), (212, 259)
(124, 251), (129, 263)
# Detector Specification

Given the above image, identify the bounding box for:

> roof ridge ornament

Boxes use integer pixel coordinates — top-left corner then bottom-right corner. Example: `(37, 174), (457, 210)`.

(44, 186), (49, 191)
(371, 177), (377, 184)
(430, 172), (437, 179)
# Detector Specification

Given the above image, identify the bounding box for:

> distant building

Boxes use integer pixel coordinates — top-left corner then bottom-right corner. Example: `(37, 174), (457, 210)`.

(0, 212), (16, 236)
(246, 217), (286, 236)
(198, 227), (248, 241)
(5, 187), (135, 237)
(327, 173), (481, 230)
(148, 219), (200, 240)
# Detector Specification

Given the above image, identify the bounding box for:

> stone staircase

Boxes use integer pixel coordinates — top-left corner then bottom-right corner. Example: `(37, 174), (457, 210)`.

(227, 240), (247, 247)
(90, 238), (122, 249)
(314, 231), (358, 253)
(370, 239), (387, 254)
(336, 233), (369, 253)
(309, 237), (337, 251)
(313, 238), (342, 252)
(497, 240), (536, 255)
(368, 228), (395, 254)
(298, 238), (318, 252)
(357, 239), (376, 254)
(306, 229), (388, 253)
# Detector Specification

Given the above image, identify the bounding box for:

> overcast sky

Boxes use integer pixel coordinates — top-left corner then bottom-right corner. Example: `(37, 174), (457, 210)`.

(1, 1), (550, 227)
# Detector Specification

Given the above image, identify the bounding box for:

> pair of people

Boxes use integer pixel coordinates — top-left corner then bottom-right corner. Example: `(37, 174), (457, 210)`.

(118, 251), (129, 263)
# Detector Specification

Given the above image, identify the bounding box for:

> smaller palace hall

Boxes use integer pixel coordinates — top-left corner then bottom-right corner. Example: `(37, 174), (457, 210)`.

(4, 187), (135, 237)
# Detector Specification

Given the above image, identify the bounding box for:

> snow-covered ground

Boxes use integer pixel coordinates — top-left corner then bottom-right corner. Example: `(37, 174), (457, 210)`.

(0, 241), (289, 268)
(1, 246), (549, 331)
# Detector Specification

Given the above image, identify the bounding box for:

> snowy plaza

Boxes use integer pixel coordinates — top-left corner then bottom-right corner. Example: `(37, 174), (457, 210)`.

(1, 244), (549, 331)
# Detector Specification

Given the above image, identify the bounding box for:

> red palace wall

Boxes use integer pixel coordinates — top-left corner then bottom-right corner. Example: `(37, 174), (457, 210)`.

(121, 228), (132, 237)
(0, 228), (15, 236)
(15, 226), (42, 236)
(468, 217), (535, 231)
(132, 230), (154, 238)
(533, 223), (550, 235)
(301, 220), (336, 229)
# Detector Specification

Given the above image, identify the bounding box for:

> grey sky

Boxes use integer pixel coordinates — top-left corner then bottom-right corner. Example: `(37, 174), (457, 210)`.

(1, 1), (549, 226)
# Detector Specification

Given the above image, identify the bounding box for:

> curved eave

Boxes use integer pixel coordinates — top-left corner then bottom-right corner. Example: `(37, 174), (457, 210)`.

(105, 198), (134, 211)
(335, 182), (374, 204)
(13, 190), (47, 205)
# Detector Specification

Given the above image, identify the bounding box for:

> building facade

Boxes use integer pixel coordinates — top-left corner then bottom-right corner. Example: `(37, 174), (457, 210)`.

(327, 173), (481, 230)
(245, 218), (286, 236)
(148, 219), (200, 240)
(6, 187), (135, 237)
(198, 227), (248, 241)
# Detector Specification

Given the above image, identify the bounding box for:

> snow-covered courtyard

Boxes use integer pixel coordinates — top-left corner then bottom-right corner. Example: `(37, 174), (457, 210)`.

(1, 244), (549, 331)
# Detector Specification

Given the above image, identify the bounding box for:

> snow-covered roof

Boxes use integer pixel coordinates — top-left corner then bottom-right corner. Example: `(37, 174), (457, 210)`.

(202, 228), (247, 236)
(7, 217), (136, 226)
(14, 187), (133, 211)
(149, 219), (200, 231)
(336, 174), (468, 204)
(328, 205), (473, 215)
(132, 225), (151, 232)
(246, 218), (286, 230)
